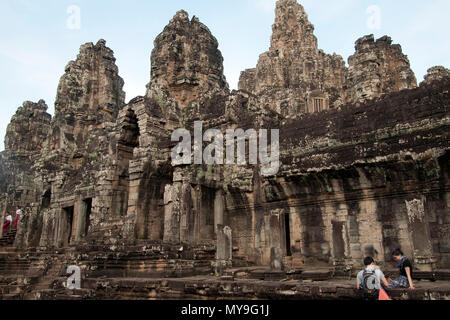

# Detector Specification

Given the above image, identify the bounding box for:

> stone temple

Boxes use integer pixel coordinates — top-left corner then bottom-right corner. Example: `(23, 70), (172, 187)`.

(0, 0), (449, 300)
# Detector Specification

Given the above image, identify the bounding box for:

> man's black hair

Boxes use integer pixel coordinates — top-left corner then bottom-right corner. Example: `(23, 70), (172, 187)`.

(392, 248), (404, 257)
(364, 257), (374, 266)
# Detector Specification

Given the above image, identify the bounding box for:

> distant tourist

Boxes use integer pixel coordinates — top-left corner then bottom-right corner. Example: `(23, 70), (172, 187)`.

(357, 257), (390, 300)
(388, 249), (415, 290)
(14, 206), (22, 229)
(3, 213), (13, 234)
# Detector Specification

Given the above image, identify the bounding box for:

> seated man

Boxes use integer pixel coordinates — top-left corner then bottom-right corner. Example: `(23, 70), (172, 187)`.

(357, 257), (389, 300)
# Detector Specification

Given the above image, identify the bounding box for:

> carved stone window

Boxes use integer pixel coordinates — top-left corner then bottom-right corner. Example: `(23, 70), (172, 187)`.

(313, 98), (325, 113)
(306, 93), (328, 114)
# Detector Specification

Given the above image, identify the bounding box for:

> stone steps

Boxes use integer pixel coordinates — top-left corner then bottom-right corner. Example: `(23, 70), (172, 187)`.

(84, 259), (213, 279)
(3, 256), (450, 301)
(0, 254), (50, 277)
(0, 229), (17, 247)
(28, 276), (450, 301)
(224, 266), (334, 282)
(4, 243), (447, 300)
(70, 243), (217, 279)
(0, 284), (22, 295)
(382, 269), (450, 282)
(436, 270), (450, 281)
(0, 279), (33, 300)
(35, 288), (94, 300)
(1, 293), (23, 300)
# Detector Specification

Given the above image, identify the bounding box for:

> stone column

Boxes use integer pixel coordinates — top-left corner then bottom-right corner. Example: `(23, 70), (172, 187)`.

(75, 200), (87, 241)
(405, 198), (436, 271)
(121, 158), (145, 241)
(214, 189), (224, 234)
(331, 220), (349, 275)
(163, 183), (181, 244)
(180, 182), (195, 244)
(214, 225), (232, 276)
(268, 209), (284, 271)
(192, 185), (202, 243)
(56, 208), (68, 248)
(216, 225), (232, 261)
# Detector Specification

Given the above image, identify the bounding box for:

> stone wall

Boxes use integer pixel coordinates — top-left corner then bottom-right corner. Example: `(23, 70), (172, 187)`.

(0, 0), (448, 279)
(225, 79), (449, 270)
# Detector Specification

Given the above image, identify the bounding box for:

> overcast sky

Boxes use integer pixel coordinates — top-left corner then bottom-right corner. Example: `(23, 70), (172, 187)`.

(1, 0), (449, 151)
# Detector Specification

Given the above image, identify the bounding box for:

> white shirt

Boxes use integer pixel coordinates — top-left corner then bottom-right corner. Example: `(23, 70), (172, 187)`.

(5, 215), (12, 222)
(357, 266), (385, 290)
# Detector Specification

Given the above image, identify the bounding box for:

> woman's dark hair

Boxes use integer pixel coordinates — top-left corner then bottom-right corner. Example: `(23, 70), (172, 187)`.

(364, 257), (374, 266)
(392, 248), (404, 257)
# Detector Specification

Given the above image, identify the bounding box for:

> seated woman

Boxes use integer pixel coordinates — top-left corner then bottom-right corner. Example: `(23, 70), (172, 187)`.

(3, 214), (12, 234)
(14, 206), (22, 229)
(388, 249), (415, 290)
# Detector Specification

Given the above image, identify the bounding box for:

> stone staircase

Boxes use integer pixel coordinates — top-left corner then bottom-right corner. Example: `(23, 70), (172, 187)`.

(0, 218), (221, 300)
(1, 232), (449, 300)
(0, 251), (49, 300)
(22, 256), (68, 300)
(0, 275), (37, 300)
(0, 228), (17, 247)
(73, 242), (216, 279)
(0, 239), (219, 300)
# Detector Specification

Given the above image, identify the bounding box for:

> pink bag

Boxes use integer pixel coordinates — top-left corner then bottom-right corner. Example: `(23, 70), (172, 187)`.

(379, 288), (391, 300)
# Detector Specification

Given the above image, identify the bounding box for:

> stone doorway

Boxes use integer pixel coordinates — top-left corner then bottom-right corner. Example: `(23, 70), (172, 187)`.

(200, 186), (216, 241)
(62, 206), (74, 247)
(42, 189), (51, 209)
(332, 221), (346, 259)
(285, 212), (292, 257)
(136, 163), (172, 241)
(116, 108), (141, 217)
(267, 209), (292, 269)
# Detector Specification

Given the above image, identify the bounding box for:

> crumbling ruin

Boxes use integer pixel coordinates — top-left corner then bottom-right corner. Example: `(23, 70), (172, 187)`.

(0, 0), (449, 300)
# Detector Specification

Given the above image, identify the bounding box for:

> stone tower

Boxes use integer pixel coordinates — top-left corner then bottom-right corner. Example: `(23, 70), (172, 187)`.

(240, 0), (418, 115)
(146, 10), (229, 116)
(239, 0), (348, 116)
(421, 66), (450, 86)
(5, 100), (51, 158)
(45, 39), (125, 152)
(346, 35), (417, 104)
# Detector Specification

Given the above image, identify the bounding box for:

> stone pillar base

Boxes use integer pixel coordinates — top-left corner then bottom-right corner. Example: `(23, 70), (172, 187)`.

(333, 258), (353, 277)
(414, 255), (437, 272)
(213, 260), (232, 277)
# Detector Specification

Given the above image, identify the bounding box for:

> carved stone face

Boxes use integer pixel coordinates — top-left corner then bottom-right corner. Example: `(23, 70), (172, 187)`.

(147, 11), (228, 109)
(355, 77), (382, 103)
(162, 42), (204, 107)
